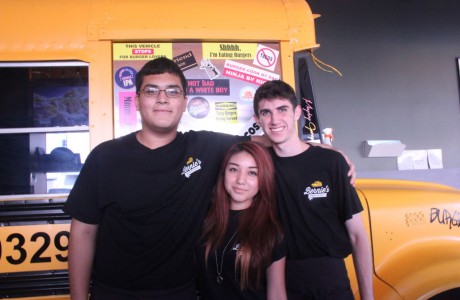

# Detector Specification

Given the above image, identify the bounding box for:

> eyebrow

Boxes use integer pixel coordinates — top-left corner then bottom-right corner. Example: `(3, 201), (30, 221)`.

(276, 105), (290, 110)
(259, 104), (290, 113)
(227, 162), (258, 169)
(142, 83), (181, 89)
(259, 108), (271, 114)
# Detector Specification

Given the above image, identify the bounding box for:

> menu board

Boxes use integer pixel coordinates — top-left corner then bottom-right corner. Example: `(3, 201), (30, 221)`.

(113, 42), (281, 137)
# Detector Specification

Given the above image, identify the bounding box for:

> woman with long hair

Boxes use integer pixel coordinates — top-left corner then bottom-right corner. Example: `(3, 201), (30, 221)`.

(196, 141), (286, 300)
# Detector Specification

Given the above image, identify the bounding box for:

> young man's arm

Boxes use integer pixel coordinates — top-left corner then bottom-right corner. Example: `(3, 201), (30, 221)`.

(309, 142), (356, 186)
(266, 257), (288, 300)
(68, 218), (99, 300)
(251, 135), (356, 185)
(250, 135), (272, 147)
(345, 213), (374, 300)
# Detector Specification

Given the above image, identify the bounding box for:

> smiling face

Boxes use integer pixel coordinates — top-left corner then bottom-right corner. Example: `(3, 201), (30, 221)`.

(224, 151), (259, 210)
(255, 97), (301, 147)
(135, 73), (187, 135)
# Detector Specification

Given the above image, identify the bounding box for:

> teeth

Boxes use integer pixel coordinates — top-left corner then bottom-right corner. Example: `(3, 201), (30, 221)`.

(271, 127), (283, 132)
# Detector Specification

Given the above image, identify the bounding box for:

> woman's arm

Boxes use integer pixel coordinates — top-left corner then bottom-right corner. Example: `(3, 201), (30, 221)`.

(266, 257), (288, 300)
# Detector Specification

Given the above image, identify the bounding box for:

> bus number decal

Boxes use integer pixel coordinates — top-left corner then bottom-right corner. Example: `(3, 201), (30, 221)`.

(55, 231), (70, 262)
(0, 231), (70, 266)
(6, 233), (27, 265)
(30, 232), (52, 263)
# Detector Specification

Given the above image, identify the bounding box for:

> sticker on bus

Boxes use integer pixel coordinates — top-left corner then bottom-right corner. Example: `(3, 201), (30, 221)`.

(0, 224), (69, 273)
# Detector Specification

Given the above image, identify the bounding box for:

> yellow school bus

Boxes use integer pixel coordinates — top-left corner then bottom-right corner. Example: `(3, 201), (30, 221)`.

(0, 0), (459, 299)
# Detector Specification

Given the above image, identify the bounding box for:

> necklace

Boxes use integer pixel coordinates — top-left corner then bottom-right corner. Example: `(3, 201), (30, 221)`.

(215, 231), (237, 284)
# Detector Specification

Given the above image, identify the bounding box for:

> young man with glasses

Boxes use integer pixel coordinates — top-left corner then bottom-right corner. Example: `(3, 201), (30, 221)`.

(64, 58), (356, 299)
(64, 57), (252, 299)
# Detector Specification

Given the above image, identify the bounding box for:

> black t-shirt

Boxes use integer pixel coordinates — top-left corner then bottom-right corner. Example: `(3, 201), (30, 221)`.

(270, 145), (363, 260)
(63, 131), (247, 290)
(196, 210), (286, 300)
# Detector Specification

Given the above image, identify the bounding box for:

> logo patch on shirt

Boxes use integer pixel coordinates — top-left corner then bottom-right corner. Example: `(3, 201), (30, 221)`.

(304, 180), (330, 200)
(181, 157), (202, 178)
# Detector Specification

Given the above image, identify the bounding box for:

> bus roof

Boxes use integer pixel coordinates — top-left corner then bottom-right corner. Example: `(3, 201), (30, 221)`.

(0, 0), (319, 53)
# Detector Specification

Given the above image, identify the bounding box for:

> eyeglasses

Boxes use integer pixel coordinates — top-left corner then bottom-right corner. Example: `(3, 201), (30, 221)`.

(139, 87), (184, 98)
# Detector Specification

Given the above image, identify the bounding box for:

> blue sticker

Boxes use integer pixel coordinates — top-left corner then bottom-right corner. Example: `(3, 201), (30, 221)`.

(115, 66), (137, 89)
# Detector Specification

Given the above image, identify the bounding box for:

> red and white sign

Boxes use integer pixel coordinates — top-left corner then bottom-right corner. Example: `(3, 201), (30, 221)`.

(132, 48), (154, 55)
(253, 44), (279, 71)
(223, 60), (280, 86)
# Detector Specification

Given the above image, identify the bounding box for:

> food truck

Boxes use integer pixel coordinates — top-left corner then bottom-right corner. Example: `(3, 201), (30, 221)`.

(0, 0), (459, 299)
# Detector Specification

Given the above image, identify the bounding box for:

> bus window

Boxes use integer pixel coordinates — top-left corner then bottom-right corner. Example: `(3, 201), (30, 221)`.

(0, 62), (89, 196)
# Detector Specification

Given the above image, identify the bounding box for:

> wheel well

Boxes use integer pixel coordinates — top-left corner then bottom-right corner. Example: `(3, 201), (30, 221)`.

(429, 287), (460, 300)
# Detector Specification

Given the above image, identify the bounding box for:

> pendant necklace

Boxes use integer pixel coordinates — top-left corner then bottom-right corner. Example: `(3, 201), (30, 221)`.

(215, 231), (237, 285)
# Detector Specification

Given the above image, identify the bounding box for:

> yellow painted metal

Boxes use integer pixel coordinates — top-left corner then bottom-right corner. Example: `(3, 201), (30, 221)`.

(9, 297), (69, 300)
(87, 0), (318, 49)
(0, 0), (318, 147)
(355, 178), (460, 299)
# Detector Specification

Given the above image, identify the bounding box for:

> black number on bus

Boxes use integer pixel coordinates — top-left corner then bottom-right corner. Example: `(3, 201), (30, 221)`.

(6, 233), (27, 264)
(55, 231), (70, 262)
(30, 232), (52, 263)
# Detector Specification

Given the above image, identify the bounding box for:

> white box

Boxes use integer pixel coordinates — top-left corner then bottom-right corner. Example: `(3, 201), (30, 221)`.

(364, 140), (406, 157)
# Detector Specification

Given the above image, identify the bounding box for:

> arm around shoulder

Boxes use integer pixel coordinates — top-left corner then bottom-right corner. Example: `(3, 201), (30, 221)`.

(308, 142), (356, 186)
(68, 218), (99, 300)
(250, 135), (272, 148)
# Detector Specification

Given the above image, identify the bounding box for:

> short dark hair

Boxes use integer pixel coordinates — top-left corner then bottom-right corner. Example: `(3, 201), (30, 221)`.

(135, 57), (187, 96)
(253, 80), (297, 116)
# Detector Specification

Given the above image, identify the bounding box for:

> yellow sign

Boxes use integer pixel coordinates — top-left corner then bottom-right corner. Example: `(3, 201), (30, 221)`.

(113, 43), (173, 60)
(0, 224), (70, 273)
(202, 43), (257, 60)
(215, 102), (238, 123)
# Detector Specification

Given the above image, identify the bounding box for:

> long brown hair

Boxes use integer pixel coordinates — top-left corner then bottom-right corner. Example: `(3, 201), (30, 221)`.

(201, 141), (283, 290)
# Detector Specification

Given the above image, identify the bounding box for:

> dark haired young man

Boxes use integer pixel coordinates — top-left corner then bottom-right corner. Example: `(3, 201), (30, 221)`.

(253, 80), (373, 300)
(64, 57), (253, 299)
